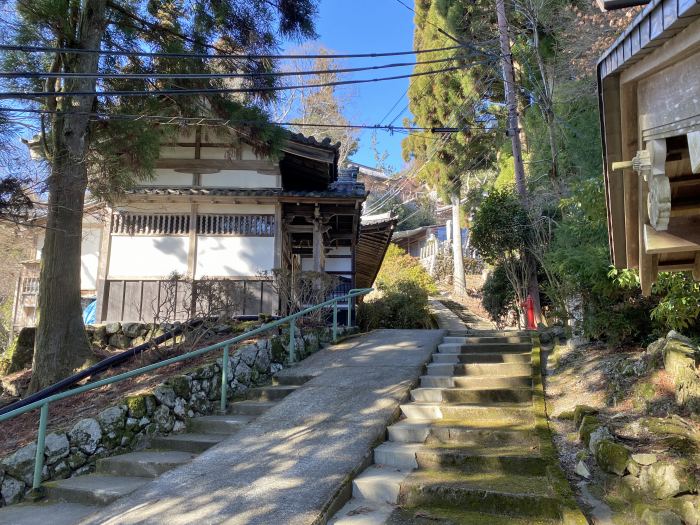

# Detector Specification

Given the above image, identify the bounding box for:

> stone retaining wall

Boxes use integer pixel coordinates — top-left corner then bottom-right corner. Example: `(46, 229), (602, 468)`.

(0, 325), (355, 507)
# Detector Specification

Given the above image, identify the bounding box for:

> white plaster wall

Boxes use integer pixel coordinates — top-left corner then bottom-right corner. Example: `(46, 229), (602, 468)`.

(137, 169), (193, 187)
(241, 145), (259, 160)
(195, 236), (275, 278)
(108, 236), (189, 278)
(301, 257), (313, 271)
(200, 170), (279, 188)
(325, 258), (352, 272)
(80, 228), (102, 291)
(159, 146), (195, 159)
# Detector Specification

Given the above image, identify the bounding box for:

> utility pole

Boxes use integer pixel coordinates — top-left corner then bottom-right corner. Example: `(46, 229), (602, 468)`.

(495, 0), (542, 323)
(452, 192), (466, 297)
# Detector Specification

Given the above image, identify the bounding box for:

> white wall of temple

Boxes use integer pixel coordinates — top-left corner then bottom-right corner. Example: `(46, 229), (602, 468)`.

(195, 236), (275, 278)
(35, 225), (102, 292)
(198, 203), (275, 214)
(108, 236), (190, 278)
(200, 170), (278, 188)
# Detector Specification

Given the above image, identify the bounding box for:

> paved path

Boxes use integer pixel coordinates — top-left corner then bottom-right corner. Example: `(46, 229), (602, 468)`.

(79, 329), (444, 525)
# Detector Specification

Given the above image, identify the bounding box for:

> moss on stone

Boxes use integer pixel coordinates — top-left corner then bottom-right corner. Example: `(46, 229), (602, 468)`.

(595, 440), (630, 476)
(573, 404), (599, 428)
(578, 415), (602, 446)
(125, 394), (155, 419)
(168, 375), (191, 398)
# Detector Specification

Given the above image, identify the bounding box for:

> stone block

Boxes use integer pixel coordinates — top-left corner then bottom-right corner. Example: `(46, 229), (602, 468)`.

(594, 439), (629, 476)
(68, 418), (102, 455)
(640, 461), (698, 499)
(44, 433), (69, 465)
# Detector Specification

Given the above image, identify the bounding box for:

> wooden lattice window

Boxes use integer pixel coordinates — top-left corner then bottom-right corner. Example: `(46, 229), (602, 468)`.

(196, 214), (275, 236)
(111, 213), (190, 235)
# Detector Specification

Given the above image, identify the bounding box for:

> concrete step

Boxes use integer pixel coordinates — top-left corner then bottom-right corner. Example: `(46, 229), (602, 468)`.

(443, 336), (530, 344)
(387, 419), (538, 447)
(426, 362), (532, 377)
(272, 373), (314, 386)
(329, 497), (395, 525)
(96, 450), (195, 478)
(374, 442), (421, 469)
(415, 447), (545, 475)
(411, 387), (532, 404)
(432, 352), (531, 364)
(352, 465), (409, 504)
(150, 432), (223, 453)
(447, 330), (530, 337)
(245, 385), (298, 401)
(420, 375), (532, 389)
(0, 501), (99, 525)
(397, 470), (561, 520)
(227, 400), (277, 416)
(188, 414), (253, 435)
(400, 403), (534, 424)
(437, 342), (532, 353)
(44, 474), (149, 506)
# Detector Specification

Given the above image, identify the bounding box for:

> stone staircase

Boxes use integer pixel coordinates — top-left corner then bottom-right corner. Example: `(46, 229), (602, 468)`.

(329, 330), (578, 525)
(0, 377), (304, 524)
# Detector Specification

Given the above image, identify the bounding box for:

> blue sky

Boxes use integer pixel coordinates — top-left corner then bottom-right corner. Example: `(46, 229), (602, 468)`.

(284, 0), (416, 172)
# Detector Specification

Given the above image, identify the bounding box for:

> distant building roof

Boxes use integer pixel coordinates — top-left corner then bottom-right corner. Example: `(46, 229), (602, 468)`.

(348, 161), (390, 180)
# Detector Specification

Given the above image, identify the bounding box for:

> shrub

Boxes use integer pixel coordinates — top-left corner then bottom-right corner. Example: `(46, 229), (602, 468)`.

(482, 264), (516, 324)
(375, 244), (437, 295)
(358, 244), (437, 330)
(358, 280), (433, 330)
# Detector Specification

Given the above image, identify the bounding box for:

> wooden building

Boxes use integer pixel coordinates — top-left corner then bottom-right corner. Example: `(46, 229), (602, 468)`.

(598, 0), (700, 294)
(12, 129), (395, 329)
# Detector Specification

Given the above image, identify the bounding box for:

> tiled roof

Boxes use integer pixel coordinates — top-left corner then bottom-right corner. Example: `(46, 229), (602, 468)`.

(287, 132), (341, 152)
(127, 186), (367, 198)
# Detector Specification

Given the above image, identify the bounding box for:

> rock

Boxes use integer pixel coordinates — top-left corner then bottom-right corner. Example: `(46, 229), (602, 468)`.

(539, 331), (553, 344)
(172, 421), (186, 433)
(662, 337), (700, 412)
(67, 450), (87, 469)
(640, 461), (698, 499)
(594, 439), (629, 476)
(237, 344), (258, 367)
(168, 376), (191, 399)
(50, 460), (71, 480)
(97, 405), (127, 434)
(3, 327), (36, 373)
(632, 453), (658, 466)
(105, 322), (121, 335)
(125, 394), (156, 418)
(108, 333), (132, 349)
(574, 460), (591, 479)
(153, 405), (174, 433)
(589, 426), (613, 454)
(253, 346), (271, 373)
(44, 433), (69, 465)
(234, 361), (252, 384)
(153, 385), (176, 408)
(670, 495), (700, 525)
(68, 418), (102, 455)
(641, 509), (682, 525)
(270, 363), (283, 374)
(1, 476), (25, 505)
(121, 322), (143, 338)
(579, 415), (602, 446)
(91, 325), (108, 347)
(173, 397), (186, 419)
(574, 405), (599, 428)
(1, 443), (36, 485)
(556, 410), (575, 420)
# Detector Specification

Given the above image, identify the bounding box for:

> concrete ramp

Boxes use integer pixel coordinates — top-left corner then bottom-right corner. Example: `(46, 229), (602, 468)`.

(79, 329), (444, 525)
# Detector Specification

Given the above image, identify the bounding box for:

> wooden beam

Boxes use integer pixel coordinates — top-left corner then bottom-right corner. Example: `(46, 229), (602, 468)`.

(644, 223), (700, 254)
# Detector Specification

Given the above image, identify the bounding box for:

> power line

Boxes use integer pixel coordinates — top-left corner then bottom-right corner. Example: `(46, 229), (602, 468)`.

(0, 43), (465, 61)
(0, 66), (463, 99)
(1, 56), (475, 81)
(0, 107), (465, 132)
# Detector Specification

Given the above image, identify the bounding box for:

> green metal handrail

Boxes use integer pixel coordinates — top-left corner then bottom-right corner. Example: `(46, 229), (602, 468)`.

(0, 287), (372, 492)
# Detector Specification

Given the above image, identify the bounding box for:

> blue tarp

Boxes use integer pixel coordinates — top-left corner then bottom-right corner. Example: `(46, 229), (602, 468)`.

(83, 300), (97, 325)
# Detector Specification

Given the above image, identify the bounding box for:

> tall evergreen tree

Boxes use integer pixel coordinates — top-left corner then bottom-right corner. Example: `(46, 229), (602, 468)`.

(402, 0), (501, 295)
(0, 0), (318, 392)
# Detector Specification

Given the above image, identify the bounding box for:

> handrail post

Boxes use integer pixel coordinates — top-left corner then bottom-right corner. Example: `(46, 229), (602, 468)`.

(33, 402), (48, 490)
(332, 301), (338, 343)
(346, 295), (353, 327)
(220, 345), (229, 414)
(288, 318), (296, 362)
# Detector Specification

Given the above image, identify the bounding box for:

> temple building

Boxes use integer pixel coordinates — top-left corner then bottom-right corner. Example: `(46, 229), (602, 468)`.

(11, 128), (395, 330)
